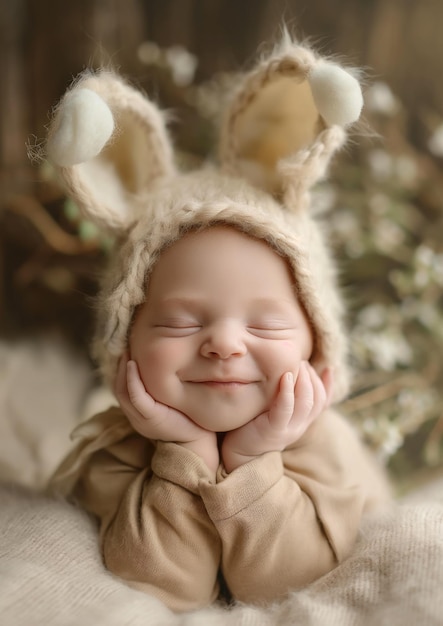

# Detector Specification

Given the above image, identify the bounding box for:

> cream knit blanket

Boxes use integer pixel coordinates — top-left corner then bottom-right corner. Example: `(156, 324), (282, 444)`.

(0, 337), (442, 625)
(1, 486), (442, 626)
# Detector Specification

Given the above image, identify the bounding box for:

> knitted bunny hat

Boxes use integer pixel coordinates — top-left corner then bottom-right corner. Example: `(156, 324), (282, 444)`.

(46, 38), (363, 403)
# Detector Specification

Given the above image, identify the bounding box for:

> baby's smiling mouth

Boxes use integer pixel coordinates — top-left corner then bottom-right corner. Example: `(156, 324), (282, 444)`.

(186, 378), (257, 389)
(200, 380), (249, 387)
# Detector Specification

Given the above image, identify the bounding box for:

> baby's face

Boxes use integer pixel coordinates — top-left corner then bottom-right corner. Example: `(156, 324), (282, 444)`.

(129, 226), (313, 432)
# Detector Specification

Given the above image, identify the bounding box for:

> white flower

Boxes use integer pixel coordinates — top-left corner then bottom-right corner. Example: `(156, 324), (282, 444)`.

(415, 245), (435, 268)
(362, 417), (403, 460)
(367, 149), (393, 181)
(353, 330), (412, 370)
(365, 82), (399, 116)
(378, 422), (403, 458)
(357, 303), (387, 329)
(373, 218), (405, 252)
(413, 246), (443, 289)
(165, 46), (198, 86)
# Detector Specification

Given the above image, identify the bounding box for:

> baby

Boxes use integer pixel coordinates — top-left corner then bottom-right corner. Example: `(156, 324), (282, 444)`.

(118, 225), (330, 475)
(49, 39), (390, 612)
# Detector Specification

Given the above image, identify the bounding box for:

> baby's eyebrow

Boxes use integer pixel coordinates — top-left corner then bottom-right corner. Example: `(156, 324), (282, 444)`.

(159, 296), (297, 309)
(249, 297), (301, 312)
(158, 296), (204, 310)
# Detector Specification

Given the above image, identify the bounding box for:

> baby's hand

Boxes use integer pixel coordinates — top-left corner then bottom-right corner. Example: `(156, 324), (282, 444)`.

(222, 362), (332, 473)
(114, 354), (219, 473)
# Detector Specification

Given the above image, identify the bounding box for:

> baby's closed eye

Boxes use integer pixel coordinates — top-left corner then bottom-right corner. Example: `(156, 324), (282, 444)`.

(154, 317), (202, 335)
(247, 319), (296, 338)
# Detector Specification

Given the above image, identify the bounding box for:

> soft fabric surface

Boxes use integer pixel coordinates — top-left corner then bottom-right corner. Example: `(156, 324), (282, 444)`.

(1, 485), (442, 626)
(1, 336), (443, 625)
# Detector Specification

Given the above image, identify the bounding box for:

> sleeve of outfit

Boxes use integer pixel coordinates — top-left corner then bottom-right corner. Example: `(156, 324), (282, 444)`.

(50, 406), (221, 613)
(51, 406), (390, 611)
(199, 409), (391, 605)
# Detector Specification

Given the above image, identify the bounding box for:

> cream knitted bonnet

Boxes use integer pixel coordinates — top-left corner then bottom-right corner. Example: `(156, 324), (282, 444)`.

(46, 38), (363, 403)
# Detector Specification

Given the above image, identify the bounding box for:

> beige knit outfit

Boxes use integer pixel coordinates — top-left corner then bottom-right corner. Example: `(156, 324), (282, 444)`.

(47, 37), (390, 612)
(52, 406), (389, 611)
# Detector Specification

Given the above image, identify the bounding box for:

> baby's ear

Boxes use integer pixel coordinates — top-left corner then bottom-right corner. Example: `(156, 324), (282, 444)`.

(219, 38), (363, 211)
(46, 71), (176, 232)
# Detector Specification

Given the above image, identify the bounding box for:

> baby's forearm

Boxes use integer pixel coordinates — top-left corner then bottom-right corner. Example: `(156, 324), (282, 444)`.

(199, 452), (340, 605)
(101, 442), (221, 612)
(200, 408), (391, 606)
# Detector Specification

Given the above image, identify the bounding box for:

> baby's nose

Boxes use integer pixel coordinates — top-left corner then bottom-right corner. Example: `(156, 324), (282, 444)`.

(200, 321), (247, 359)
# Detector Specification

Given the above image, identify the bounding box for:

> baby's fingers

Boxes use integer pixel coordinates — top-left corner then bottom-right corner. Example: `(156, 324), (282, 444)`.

(126, 360), (193, 432)
(305, 364), (332, 417)
(293, 363), (332, 431)
(268, 372), (295, 428)
(114, 353), (142, 418)
(126, 360), (159, 419)
(293, 362), (317, 418)
(321, 367), (334, 407)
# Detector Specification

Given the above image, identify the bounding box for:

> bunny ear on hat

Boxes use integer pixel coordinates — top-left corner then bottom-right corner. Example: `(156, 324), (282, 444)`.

(46, 71), (176, 233)
(219, 38), (363, 211)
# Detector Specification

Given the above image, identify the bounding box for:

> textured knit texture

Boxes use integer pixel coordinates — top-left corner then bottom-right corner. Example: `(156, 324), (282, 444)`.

(1, 485), (442, 626)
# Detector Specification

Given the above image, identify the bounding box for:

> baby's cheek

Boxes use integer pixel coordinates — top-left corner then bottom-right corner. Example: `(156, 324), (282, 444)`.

(133, 341), (176, 390)
(276, 340), (301, 369)
(262, 342), (300, 393)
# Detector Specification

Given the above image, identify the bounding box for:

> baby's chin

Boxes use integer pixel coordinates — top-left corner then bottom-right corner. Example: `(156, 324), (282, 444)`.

(188, 406), (267, 433)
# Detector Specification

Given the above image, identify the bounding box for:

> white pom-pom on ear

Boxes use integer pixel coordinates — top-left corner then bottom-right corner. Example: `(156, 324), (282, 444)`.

(47, 88), (115, 167)
(309, 63), (363, 127)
